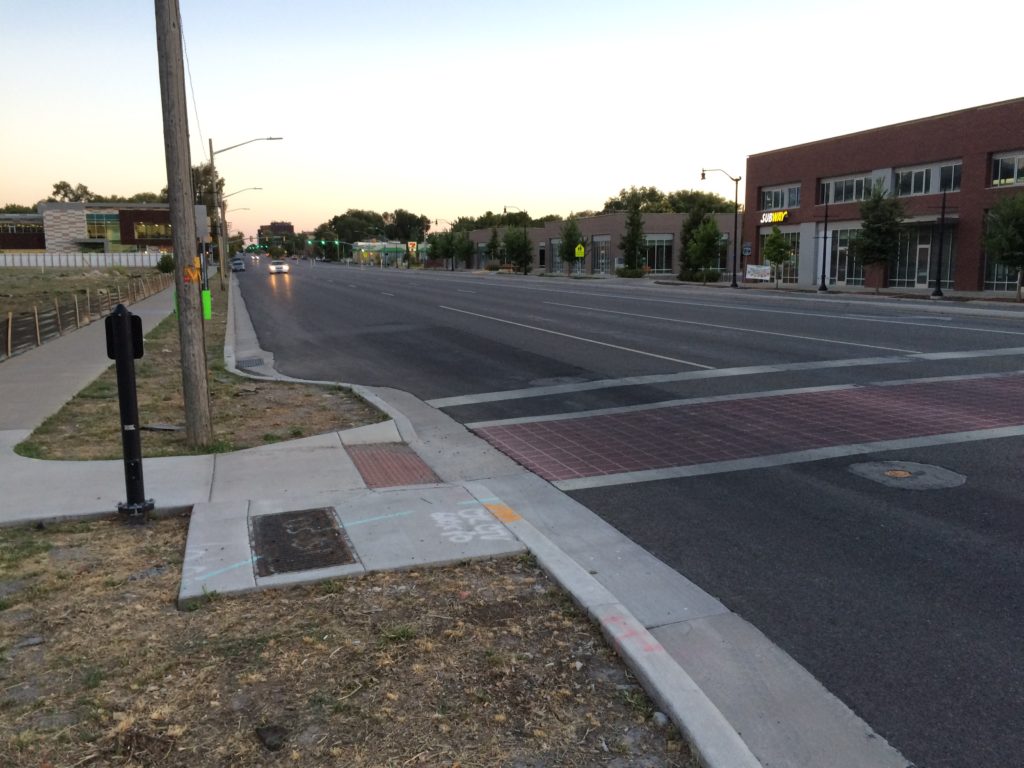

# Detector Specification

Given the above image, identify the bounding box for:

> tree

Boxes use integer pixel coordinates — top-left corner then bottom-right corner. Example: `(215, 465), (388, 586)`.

(686, 218), (723, 284)
(604, 186), (733, 214)
(618, 192), (646, 273)
(485, 227), (501, 262)
(761, 226), (794, 288)
(2, 203), (34, 213)
(451, 230), (475, 269)
(328, 209), (388, 243)
(666, 189), (734, 213)
(503, 227), (533, 274)
(427, 231), (449, 263)
(679, 202), (714, 277)
(49, 181), (95, 202)
(849, 182), (904, 292)
(558, 215), (584, 273)
(984, 191), (1024, 301)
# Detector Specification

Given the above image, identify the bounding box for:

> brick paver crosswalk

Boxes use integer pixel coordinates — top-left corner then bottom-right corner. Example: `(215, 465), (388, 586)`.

(473, 374), (1024, 482)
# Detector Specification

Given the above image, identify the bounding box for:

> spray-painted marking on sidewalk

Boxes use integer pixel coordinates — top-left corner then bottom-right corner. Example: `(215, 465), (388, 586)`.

(431, 505), (515, 544)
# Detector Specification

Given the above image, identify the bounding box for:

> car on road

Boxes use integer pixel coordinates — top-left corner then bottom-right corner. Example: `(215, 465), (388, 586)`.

(230, 257), (245, 272)
(268, 259), (290, 274)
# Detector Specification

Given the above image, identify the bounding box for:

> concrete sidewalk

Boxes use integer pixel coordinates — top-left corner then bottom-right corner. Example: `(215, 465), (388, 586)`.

(0, 276), (915, 768)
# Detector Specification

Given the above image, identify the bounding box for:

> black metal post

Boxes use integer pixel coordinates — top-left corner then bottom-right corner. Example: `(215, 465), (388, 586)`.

(105, 305), (154, 521)
(819, 195), (830, 291)
(731, 178), (739, 288)
(932, 190), (947, 298)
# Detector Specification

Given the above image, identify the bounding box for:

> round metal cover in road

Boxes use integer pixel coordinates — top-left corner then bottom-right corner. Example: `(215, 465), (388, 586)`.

(848, 461), (966, 490)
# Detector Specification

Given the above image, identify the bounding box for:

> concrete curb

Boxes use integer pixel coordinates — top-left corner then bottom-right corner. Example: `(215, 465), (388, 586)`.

(467, 486), (763, 768)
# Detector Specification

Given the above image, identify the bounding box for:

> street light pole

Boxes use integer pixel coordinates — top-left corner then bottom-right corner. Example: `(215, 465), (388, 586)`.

(701, 169), (741, 288)
(932, 189), (948, 298)
(209, 137), (281, 290)
(819, 194), (830, 291)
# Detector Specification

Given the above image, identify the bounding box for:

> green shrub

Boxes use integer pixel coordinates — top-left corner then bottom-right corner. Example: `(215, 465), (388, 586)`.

(156, 254), (175, 273)
(616, 267), (646, 278)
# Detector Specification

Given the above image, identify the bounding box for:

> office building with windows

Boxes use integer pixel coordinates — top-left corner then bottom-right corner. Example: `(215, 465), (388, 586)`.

(743, 98), (1024, 291)
(0, 202), (180, 254)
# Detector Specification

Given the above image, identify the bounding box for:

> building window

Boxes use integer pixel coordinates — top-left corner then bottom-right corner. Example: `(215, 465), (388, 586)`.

(757, 231), (799, 283)
(829, 229), (864, 286)
(591, 235), (610, 274)
(644, 235), (673, 273)
(87, 213), (120, 241)
(760, 185), (800, 211)
(1, 221), (44, 234)
(133, 222), (172, 240)
(820, 176), (873, 204)
(549, 238), (562, 273)
(894, 167), (932, 197)
(991, 151), (1024, 186)
(939, 162), (962, 192)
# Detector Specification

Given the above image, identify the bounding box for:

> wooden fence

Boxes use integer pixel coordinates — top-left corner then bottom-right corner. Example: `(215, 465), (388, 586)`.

(1, 273), (174, 362)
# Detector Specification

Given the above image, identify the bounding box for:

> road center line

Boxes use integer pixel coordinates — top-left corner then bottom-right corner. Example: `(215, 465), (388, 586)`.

(545, 301), (921, 353)
(438, 305), (715, 369)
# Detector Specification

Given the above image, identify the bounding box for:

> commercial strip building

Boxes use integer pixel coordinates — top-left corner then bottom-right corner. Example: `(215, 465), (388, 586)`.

(744, 98), (1024, 292)
(467, 212), (740, 276)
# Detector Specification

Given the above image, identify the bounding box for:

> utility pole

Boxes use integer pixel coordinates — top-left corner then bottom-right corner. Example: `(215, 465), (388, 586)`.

(154, 0), (213, 447)
(210, 138), (227, 292)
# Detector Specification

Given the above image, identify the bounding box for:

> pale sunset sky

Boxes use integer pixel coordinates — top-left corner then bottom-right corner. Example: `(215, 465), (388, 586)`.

(2, 0), (1020, 239)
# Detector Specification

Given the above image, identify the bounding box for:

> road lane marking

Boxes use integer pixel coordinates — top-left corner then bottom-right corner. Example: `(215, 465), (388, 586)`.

(546, 301), (921, 353)
(438, 305), (715, 369)
(381, 292), (395, 296)
(465, 384), (858, 429)
(553, 426), (1024, 490)
(426, 346), (1024, 408)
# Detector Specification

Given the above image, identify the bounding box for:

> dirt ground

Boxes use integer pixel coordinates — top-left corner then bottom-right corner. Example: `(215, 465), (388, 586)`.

(0, 517), (695, 767)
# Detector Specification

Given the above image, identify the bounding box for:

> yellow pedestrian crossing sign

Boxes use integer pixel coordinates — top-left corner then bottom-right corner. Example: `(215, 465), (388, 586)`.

(574, 243), (585, 259)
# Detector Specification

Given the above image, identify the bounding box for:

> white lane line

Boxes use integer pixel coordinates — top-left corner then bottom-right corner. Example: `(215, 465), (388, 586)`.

(546, 301), (921, 353)
(426, 346), (1024, 409)
(553, 426), (1024, 490)
(466, 384), (858, 429)
(467, 369), (1024, 428)
(381, 292), (395, 296)
(457, 289), (476, 293)
(438, 305), (715, 369)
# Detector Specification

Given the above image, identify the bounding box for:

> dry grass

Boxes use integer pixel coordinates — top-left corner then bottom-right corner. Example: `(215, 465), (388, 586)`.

(0, 517), (695, 767)
(16, 283), (385, 460)
(0, 267), (155, 316)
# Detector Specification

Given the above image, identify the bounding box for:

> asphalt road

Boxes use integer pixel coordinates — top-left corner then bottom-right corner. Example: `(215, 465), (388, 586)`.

(239, 262), (1024, 767)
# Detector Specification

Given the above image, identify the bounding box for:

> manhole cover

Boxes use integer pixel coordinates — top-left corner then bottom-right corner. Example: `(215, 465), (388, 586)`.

(251, 507), (356, 576)
(884, 469), (913, 479)
(848, 461), (966, 490)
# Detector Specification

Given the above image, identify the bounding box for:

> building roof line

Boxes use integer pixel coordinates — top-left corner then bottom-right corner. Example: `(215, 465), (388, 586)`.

(747, 97), (1024, 159)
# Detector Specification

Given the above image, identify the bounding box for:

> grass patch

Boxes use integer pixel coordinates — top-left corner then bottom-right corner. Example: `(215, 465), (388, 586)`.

(12, 285), (386, 460)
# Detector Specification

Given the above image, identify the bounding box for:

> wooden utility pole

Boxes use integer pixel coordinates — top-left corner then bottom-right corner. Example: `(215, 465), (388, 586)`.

(154, 0), (213, 447)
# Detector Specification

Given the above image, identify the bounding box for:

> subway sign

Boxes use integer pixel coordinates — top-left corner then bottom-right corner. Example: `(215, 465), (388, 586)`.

(759, 211), (790, 225)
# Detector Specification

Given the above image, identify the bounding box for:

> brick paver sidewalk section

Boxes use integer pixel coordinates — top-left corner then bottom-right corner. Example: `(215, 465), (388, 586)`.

(345, 443), (442, 488)
(473, 375), (1024, 482)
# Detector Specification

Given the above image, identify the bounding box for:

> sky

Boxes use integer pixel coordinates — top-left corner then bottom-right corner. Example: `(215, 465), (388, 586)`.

(2, 0), (1021, 240)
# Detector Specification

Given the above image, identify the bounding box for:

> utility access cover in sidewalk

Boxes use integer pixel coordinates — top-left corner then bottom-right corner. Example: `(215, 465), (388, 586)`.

(251, 507), (356, 577)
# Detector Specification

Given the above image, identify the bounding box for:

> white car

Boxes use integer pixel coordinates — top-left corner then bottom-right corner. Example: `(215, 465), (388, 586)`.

(268, 259), (290, 274)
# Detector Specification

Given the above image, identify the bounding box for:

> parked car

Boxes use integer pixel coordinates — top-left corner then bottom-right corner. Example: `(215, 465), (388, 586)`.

(230, 257), (245, 272)
(268, 259), (290, 274)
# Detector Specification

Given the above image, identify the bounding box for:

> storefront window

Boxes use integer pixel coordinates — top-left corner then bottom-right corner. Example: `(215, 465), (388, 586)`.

(757, 231), (799, 283)
(829, 229), (864, 286)
(643, 235), (673, 273)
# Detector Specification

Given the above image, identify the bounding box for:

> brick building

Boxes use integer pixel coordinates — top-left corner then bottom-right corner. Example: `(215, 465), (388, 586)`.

(743, 98), (1024, 291)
